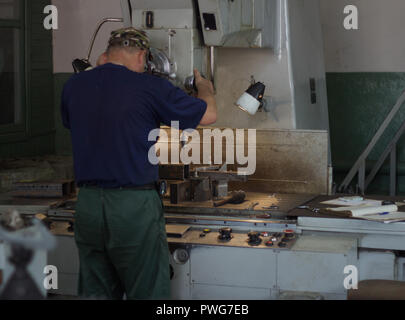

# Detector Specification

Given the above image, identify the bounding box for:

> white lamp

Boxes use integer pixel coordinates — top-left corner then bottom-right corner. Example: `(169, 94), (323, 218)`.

(235, 82), (266, 115)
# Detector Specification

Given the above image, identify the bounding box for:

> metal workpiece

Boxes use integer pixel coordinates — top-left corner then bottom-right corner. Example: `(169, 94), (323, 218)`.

(147, 47), (177, 80)
(164, 192), (317, 217)
(163, 164), (249, 205)
(165, 214), (297, 231)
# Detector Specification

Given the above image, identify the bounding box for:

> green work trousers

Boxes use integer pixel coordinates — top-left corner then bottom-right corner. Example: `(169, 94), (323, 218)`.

(74, 187), (170, 300)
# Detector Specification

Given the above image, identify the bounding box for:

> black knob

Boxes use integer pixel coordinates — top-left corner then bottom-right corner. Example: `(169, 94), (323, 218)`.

(218, 228), (233, 241)
(278, 242), (287, 248)
(265, 240), (274, 247)
(248, 231), (262, 246)
(283, 229), (295, 238)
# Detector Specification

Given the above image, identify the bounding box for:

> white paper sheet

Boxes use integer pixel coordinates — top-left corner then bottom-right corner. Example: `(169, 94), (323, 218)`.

(321, 199), (382, 207)
(359, 211), (405, 222)
(328, 205), (398, 217)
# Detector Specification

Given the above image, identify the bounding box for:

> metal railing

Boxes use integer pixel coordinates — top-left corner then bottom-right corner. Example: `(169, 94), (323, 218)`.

(338, 90), (405, 196)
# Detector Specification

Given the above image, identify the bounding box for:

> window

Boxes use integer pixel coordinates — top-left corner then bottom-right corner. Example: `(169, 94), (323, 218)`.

(0, 0), (20, 19)
(0, 0), (24, 130)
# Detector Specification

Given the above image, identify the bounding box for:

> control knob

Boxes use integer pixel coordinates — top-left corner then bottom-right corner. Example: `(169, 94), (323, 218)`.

(248, 231), (262, 246)
(218, 228), (233, 242)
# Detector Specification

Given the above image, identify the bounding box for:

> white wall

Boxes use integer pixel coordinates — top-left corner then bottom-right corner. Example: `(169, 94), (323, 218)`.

(320, 0), (405, 72)
(52, 0), (123, 73)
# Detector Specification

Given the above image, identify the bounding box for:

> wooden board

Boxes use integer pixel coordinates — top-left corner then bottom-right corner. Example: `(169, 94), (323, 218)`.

(156, 127), (329, 195)
(166, 225), (191, 238)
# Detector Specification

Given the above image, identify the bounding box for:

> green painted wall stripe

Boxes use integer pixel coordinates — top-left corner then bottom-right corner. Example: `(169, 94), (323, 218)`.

(327, 72), (405, 194)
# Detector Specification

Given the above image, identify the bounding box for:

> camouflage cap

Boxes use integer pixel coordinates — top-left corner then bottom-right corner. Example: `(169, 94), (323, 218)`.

(108, 27), (150, 50)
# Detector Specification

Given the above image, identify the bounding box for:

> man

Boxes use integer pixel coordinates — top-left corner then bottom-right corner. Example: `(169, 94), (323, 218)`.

(61, 27), (217, 300)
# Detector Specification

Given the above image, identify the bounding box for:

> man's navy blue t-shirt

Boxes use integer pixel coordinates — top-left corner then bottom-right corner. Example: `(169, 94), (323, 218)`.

(61, 63), (207, 188)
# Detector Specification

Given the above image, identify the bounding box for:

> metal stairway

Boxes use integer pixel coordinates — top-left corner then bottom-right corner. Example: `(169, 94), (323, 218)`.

(338, 90), (405, 196)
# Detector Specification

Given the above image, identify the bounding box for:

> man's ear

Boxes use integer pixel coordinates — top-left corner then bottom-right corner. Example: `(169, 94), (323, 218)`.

(139, 50), (147, 65)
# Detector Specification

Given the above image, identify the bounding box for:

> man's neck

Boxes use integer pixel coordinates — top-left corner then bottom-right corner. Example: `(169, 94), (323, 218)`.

(107, 60), (125, 67)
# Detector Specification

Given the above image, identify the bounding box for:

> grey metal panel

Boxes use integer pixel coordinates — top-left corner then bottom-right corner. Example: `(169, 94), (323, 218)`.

(277, 250), (349, 294)
(48, 236), (79, 274)
(291, 235), (357, 254)
(48, 273), (78, 296)
(190, 246), (277, 289)
(397, 258), (405, 281)
(130, 0), (195, 10)
(129, 0), (196, 29)
(278, 235), (356, 295)
(278, 290), (346, 300)
(170, 254), (192, 300)
(198, 0), (276, 48)
(132, 9), (196, 29)
(191, 284), (272, 300)
(358, 251), (395, 281)
(359, 234), (405, 251)
(298, 217), (405, 235)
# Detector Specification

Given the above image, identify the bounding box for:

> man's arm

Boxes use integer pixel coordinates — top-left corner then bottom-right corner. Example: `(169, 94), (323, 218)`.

(194, 69), (217, 125)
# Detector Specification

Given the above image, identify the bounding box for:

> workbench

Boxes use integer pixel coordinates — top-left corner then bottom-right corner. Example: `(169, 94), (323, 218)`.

(2, 191), (405, 299)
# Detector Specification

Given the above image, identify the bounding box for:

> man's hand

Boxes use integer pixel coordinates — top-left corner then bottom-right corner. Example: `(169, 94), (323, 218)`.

(194, 68), (217, 126)
(194, 69), (214, 95)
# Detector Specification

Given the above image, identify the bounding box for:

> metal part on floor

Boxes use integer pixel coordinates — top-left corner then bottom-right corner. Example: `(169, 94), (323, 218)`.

(12, 180), (76, 198)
